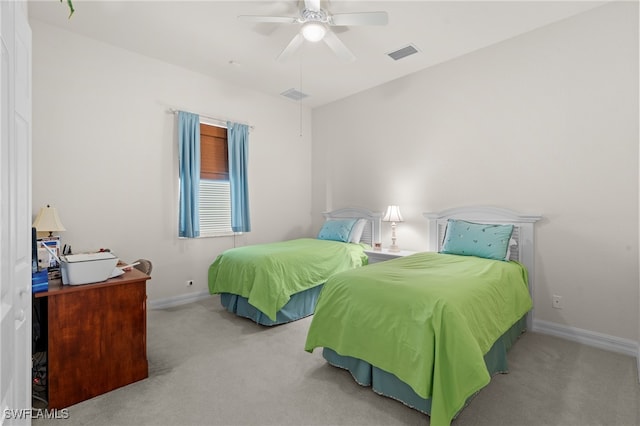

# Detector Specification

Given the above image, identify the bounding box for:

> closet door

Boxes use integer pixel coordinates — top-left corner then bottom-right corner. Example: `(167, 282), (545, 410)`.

(0, 2), (32, 423)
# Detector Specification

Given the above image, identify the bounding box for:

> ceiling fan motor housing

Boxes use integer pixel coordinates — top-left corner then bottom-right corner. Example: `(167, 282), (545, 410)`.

(301, 8), (328, 24)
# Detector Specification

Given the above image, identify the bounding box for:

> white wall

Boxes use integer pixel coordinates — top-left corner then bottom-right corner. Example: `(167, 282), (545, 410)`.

(312, 2), (639, 342)
(31, 20), (313, 302)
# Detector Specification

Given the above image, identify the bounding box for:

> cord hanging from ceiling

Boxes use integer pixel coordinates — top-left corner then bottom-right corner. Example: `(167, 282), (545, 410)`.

(299, 54), (303, 137)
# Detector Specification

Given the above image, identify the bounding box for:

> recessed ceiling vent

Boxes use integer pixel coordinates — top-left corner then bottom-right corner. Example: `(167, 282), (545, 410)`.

(387, 44), (419, 61)
(281, 88), (309, 101)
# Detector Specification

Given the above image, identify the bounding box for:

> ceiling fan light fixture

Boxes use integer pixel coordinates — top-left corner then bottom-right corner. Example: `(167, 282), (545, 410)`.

(301, 21), (326, 42)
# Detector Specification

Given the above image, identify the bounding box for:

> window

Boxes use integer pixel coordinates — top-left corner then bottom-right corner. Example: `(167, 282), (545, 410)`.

(199, 122), (233, 236)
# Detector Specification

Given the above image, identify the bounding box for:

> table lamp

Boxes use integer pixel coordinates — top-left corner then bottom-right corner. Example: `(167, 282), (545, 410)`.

(382, 205), (403, 252)
(33, 204), (66, 237)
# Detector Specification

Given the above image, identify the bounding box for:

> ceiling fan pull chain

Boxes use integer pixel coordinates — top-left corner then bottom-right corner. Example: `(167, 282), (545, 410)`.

(299, 55), (303, 137)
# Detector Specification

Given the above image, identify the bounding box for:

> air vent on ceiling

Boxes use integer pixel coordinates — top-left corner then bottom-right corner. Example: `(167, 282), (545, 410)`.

(281, 88), (309, 101)
(387, 44), (419, 61)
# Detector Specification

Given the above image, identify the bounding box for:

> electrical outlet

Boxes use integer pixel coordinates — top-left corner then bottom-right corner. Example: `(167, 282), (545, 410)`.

(186, 280), (194, 287)
(552, 295), (563, 309)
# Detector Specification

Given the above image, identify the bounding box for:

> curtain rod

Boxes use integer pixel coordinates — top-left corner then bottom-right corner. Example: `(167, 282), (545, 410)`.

(168, 108), (254, 131)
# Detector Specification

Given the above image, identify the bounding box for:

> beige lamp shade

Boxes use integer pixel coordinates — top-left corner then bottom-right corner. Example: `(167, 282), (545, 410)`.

(382, 205), (404, 223)
(33, 205), (66, 236)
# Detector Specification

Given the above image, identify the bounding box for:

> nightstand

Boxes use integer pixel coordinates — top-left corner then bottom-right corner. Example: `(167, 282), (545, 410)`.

(365, 248), (418, 264)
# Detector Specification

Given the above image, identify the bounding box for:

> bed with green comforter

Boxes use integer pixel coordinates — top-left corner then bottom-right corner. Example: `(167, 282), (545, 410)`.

(305, 251), (532, 426)
(208, 238), (369, 325)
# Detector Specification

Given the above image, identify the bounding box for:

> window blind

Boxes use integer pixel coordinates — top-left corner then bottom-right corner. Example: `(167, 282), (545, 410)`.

(200, 123), (228, 181)
(199, 180), (233, 236)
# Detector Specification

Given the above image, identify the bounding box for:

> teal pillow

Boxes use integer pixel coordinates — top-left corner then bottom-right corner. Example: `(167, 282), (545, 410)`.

(317, 219), (358, 243)
(441, 219), (514, 261)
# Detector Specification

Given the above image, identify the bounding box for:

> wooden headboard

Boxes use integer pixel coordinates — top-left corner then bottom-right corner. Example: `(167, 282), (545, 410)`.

(423, 206), (542, 328)
(322, 208), (382, 247)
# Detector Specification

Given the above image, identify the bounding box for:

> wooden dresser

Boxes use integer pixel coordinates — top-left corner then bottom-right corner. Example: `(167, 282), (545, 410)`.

(34, 267), (150, 409)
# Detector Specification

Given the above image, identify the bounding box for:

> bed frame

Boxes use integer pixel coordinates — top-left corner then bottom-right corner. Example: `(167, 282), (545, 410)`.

(423, 206), (542, 329)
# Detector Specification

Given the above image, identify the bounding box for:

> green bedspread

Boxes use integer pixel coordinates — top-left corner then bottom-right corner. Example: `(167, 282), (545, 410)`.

(208, 238), (369, 321)
(304, 252), (532, 426)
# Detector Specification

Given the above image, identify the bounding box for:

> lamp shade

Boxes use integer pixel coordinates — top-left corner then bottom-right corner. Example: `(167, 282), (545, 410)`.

(33, 205), (66, 235)
(382, 205), (403, 223)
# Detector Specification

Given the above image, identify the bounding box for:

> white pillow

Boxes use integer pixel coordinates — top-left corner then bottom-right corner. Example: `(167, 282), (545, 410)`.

(348, 219), (367, 243)
(504, 238), (517, 261)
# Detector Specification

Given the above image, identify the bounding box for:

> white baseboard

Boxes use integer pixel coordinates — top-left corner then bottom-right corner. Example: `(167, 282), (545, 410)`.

(148, 290), (211, 310)
(532, 319), (638, 358)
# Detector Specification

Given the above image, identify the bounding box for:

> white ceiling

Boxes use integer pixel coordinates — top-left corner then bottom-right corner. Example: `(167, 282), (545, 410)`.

(28, 0), (607, 108)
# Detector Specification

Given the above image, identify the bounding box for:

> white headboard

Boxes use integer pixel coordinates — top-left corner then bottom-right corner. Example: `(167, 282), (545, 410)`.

(322, 208), (382, 247)
(423, 206), (542, 329)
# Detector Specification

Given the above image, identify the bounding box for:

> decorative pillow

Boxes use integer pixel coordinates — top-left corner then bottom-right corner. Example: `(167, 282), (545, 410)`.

(348, 219), (367, 243)
(317, 218), (358, 243)
(441, 219), (514, 261)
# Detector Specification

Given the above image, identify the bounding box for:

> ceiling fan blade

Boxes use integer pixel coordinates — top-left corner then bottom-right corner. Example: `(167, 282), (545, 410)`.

(330, 11), (389, 26)
(277, 33), (305, 62)
(322, 30), (355, 62)
(304, 0), (321, 12)
(238, 15), (298, 24)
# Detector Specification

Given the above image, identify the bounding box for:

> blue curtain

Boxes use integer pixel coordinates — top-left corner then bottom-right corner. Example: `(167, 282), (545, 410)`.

(178, 111), (200, 238)
(227, 121), (251, 232)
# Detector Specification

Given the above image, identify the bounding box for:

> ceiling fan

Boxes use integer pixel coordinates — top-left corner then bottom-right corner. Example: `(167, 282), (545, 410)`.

(239, 0), (388, 62)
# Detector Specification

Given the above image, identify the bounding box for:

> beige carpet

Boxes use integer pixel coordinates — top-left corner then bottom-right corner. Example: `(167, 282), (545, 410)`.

(34, 296), (640, 426)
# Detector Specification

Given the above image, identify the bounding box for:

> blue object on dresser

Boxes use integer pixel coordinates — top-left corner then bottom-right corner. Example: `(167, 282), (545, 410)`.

(32, 269), (48, 293)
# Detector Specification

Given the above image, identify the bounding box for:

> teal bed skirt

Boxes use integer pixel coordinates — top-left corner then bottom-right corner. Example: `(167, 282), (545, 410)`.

(219, 284), (324, 326)
(322, 315), (527, 417)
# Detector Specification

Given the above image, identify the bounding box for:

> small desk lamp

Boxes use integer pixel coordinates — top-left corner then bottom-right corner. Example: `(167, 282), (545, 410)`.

(33, 204), (66, 237)
(382, 205), (403, 252)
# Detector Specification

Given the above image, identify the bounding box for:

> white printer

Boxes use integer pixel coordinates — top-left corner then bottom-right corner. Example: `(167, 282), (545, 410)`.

(60, 252), (119, 285)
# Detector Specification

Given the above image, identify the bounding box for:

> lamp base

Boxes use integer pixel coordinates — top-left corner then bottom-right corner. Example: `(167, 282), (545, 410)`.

(388, 222), (400, 252)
